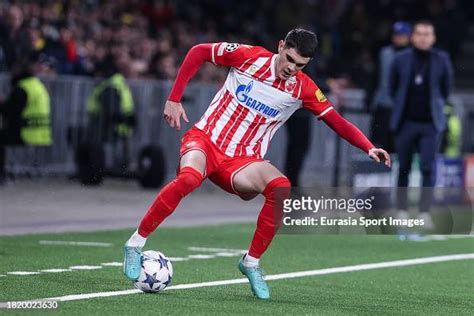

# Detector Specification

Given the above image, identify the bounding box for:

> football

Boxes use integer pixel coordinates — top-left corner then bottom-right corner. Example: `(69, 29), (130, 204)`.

(133, 250), (173, 293)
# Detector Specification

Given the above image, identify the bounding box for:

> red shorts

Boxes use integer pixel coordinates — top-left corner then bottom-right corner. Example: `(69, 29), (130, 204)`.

(179, 127), (264, 199)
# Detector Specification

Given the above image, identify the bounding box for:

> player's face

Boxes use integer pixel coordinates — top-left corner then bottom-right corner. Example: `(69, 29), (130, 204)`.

(411, 24), (436, 51)
(276, 40), (311, 80)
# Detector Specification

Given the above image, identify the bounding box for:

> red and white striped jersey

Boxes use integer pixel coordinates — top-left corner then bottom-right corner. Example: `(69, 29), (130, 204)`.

(194, 42), (333, 158)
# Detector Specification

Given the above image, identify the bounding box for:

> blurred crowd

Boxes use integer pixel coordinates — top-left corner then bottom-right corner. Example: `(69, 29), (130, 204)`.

(0, 0), (472, 90)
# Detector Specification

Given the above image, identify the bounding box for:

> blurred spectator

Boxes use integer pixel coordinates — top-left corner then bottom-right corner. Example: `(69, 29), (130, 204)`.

(0, 0), (470, 85)
(0, 5), (31, 71)
(150, 52), (177, 80)
(371, 21), (411, 153)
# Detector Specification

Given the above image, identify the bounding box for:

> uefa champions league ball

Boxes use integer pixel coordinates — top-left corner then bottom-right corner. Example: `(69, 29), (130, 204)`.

(133, 250), (173, 293)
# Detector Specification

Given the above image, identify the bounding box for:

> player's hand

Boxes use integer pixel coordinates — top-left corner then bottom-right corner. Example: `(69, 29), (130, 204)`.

(368, 148), (391, 168)
(163, 100), (189, 131)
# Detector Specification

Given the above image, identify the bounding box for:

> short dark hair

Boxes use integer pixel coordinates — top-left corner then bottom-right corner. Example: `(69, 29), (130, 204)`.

(284, 28), (318, 58)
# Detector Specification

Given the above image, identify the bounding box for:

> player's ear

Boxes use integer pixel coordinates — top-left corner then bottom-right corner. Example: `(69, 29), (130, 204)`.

(278, 40), (285, 53)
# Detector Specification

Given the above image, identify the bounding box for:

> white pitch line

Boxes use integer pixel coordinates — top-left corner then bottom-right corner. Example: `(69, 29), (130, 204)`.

(101, 262), (123, 267)
(69, 266), (103, 270)
(188, 246), (246, 253)
(39, 269), (72, 273)
(168, 257), (189, 261)
(44, 289), (142, 301)
(39, 253), (474, 302)
(7, 271), (41, 276)
(39, 240), (112, 247)
(188, 254), (216, 259)
(215, 252), (240, 257)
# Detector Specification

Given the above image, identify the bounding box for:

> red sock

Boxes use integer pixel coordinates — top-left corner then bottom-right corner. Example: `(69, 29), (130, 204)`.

(248, 177), (291, 258)
(138, 167), (203, 237)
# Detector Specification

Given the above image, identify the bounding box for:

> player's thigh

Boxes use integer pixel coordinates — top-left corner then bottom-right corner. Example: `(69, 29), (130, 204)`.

(179, 149), (207, 176)
(233, 161), (286, 194)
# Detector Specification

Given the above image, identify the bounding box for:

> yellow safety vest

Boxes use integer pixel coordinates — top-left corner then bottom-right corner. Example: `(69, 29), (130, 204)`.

(86, 74), (134, 137)
(443, 105), (461, 158)
(17, 77), (52, 146)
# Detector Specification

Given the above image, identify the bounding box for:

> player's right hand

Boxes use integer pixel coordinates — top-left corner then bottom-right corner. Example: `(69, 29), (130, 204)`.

(163, 100), (189, 131)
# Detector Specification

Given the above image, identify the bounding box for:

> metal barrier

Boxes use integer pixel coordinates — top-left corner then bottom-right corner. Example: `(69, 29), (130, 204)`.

(0, 74), (219, 182)
(0, 74), (472, 186)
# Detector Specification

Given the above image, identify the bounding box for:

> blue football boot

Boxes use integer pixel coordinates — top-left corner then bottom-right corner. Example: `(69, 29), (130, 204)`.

(238, 256), (270, 300)
(123, 245), (142, 280)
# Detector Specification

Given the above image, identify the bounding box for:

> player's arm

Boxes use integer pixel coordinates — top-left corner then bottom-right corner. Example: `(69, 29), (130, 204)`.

(164, 43), (249, 130)
(164, 44), (215, 130)
(321, 110), (390, 166)
(302, 80), (390, 167)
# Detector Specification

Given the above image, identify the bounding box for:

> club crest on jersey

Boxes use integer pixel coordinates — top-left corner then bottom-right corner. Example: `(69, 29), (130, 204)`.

(235, 81), (280, 118)
(285, 77), (297, 93)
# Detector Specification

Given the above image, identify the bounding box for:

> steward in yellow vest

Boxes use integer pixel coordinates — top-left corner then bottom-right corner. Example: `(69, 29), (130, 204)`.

(0, 70), (51, 182)
(86, 73), (135, 141)
(18, 76), (52, 145)
(441, 103), (462, 158)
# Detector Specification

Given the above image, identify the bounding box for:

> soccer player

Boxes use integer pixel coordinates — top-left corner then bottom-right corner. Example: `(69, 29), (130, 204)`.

(124, 29), (391, 299)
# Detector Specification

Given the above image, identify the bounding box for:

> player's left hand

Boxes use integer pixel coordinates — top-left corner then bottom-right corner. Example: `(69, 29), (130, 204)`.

(368, 148), (391, 168)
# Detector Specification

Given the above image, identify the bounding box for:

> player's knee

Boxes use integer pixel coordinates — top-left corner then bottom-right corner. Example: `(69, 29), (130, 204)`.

(262, 176), (291, 199)
(263, 177), (291, 227)
(176, 167), (204, 196)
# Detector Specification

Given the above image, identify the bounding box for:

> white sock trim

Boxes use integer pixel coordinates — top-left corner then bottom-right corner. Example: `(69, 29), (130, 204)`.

(243, 253), (260, 267)
(126, 230), (147, 248)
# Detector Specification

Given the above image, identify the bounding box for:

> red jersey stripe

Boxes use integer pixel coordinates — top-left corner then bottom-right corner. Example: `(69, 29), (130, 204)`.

(202, 90), (229, 134)
(215, 104), (244, 148)
(259, 66), (273, 81)
(203, 91), (232, 135)
(253, 58), (272, 79)
(272, 78), (283, 89)
(220, 107), (250, 153)
(251, 120), (279, 157)
(238, 58), (253, 72)
(236, 114), (266, 156)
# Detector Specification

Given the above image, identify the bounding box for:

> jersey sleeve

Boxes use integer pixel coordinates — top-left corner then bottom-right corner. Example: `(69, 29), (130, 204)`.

(301, 77), (333, 119)
(211, 42), (254, 68)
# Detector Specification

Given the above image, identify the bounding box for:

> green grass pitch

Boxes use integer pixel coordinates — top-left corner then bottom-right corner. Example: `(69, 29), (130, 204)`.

(0, 224), (473, 315)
